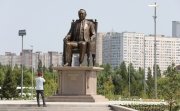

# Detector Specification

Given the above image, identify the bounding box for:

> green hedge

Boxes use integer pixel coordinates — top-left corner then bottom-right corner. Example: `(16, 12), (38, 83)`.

(122, 104), (168, 111)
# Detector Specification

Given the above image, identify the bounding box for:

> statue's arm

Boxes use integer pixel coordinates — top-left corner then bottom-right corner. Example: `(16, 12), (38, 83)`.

(64, 22), (74, 41)
(90, 22), (96, 41)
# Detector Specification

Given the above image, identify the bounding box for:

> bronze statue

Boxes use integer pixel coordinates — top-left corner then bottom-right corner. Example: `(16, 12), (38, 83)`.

(63, 9), (97, 66)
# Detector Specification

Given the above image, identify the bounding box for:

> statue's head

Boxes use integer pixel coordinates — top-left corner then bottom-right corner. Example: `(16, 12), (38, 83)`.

(78, 9), (86, 21)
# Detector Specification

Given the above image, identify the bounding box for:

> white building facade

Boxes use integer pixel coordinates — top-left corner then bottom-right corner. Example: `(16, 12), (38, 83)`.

(96, 33), (106, 66)
(0, 51), (63, 70)
(103, 32), (180, 75)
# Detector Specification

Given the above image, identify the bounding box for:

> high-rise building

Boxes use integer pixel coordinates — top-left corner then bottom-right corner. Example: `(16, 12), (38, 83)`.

(48, 51), (62, 67)
(22, 49), (33, 68)
(0, 52), (20, 67)
(103, 32), (180, 75)
(172, 21), (180, 37)
(103, 32), (123, 68)
(96, 33), (106, 66)
(0, 50), (63, 70)
(145, 34), (180, 73)
(35, 51), (62, 69)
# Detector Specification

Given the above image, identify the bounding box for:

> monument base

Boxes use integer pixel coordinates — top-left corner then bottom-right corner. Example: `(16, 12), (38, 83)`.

(46, 95), (108, 102)
(46, 66), (108, 102)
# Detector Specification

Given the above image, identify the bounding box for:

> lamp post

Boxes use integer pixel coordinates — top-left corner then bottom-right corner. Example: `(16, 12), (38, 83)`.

(128, 63), (131, 97)
(149, 2), (158, 99)
(18, 30), (26, 98)
(143, 37), (146, 95)
(30, 45), (34, 99)
(128, 39), (131, 97)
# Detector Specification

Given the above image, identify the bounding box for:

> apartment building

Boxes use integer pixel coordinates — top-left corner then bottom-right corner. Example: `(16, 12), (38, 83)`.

(103, 32), (180, 75)
(172, 21), (180, 37)
(0, 52), (21, 67)
(0, 50), (63, 70)
(145, 35), (180, 72)
(48, 51), (62, 67)
(103, 32), (123, 68)
(96, 33), (106, 66)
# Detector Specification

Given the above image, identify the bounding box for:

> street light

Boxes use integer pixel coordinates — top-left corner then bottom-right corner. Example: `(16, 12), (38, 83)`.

(128, 63), (131, 97)
(149, 2), (158, 99)
(143, 37), (146, 95)
(30, 45), (34, 99)
(18, 29), (26, 98)
(128, 39), (131, 97)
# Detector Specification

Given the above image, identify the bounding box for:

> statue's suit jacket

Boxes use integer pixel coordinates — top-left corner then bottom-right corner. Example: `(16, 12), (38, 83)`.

(67, 19), (96, 42)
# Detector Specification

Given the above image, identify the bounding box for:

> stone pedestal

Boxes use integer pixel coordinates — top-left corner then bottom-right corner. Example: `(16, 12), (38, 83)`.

(46, 66), (108, 102)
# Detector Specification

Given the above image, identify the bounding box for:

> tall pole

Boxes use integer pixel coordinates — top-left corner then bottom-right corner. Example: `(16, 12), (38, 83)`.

(21, 35), (24, 98)
(149, 2), (158, 99)
(154, 2), (157, 99)
(128, 63), (130, 97)
(128, 39), (131, 97)
(31, 45), (33, 99)
(19, 29), (26, 98)
(143, 36), (146, 95)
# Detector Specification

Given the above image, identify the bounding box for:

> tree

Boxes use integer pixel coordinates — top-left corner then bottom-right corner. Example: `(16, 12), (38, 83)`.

(97, 64), (113, 95)
(146, 67), (154, 98)
(0, 68), (4, 86)
(103, 77), (114, 100)
(112, 61), (127, 95)
(112, 74), (123, 95)
(159, 63), (180, 111)
(48, 64), (53, 72)
(133, 67), (144, 97)
(23, 70), (32, 86)
(44, 72), (58, 96)
(128, 64), (143, 97)
(2, 66), (18, 99)
(13, 65), (21, 86)
(153, 64), (161, 78)
(156, 65), (161, 78)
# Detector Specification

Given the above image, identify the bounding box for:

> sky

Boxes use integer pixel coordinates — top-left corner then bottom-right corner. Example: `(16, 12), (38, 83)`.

(0, 0), (180, 55)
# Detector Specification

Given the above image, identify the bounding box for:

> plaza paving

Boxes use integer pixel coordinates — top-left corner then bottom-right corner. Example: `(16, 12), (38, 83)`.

(0, 100), (167, 111)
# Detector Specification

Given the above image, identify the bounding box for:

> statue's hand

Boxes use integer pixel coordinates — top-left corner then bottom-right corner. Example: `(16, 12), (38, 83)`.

(91, 36), (96, 41)
(64, 35), (71, 41)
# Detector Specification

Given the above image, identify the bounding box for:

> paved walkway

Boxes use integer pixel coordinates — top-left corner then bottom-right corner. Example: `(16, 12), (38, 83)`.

(0, 100), (112, 111)
(0, 100), (167, 111)
(0, 100), (111, 105)
(0, 100), (167, 105)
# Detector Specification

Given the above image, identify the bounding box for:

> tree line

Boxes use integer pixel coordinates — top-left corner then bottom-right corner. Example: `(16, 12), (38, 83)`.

(0, 62), (179, 110)
(97, 62), (180, 110)
(0, 64), (57, 99)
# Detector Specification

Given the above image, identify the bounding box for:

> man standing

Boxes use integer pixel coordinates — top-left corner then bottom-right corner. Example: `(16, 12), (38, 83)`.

(63, 9), (96, 66)
(35, 72), (46, 107)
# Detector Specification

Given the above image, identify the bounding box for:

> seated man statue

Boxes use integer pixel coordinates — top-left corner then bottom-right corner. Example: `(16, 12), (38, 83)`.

(63, 9), (96, 66)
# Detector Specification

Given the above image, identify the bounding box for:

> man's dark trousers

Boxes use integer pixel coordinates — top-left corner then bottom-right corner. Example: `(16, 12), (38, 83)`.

(36, 90), (46, 106)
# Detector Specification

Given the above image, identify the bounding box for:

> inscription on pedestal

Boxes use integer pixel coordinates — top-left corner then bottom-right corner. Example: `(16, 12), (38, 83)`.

(62, 72), (85, 95)
(67, 73), (79, 80)
(56, 67), (104, 96)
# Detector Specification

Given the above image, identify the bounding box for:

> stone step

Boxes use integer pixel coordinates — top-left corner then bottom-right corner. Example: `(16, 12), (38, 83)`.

(91, 95), (109, 102)
(46, 95), (94, 102)
(46, 95), (108, 102)
(0, 104), (113, 111)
